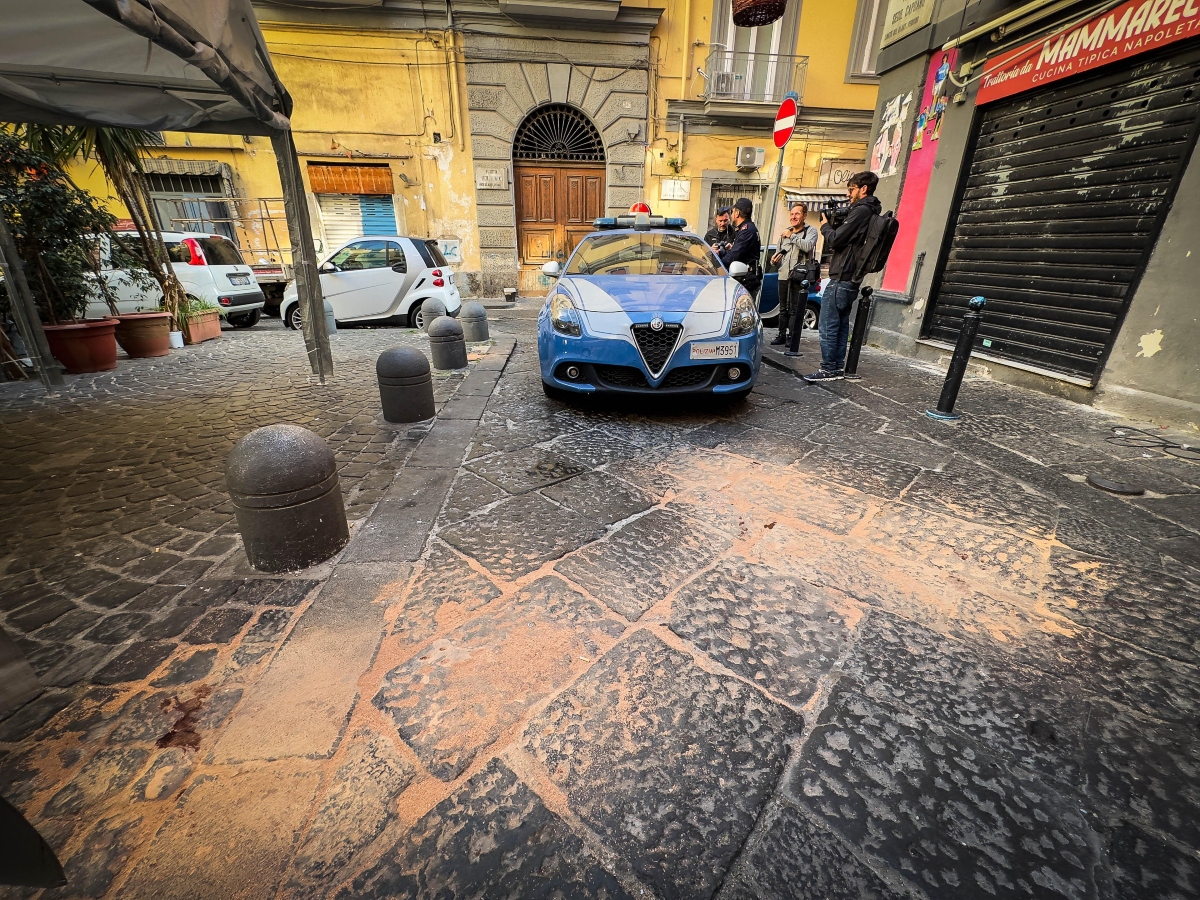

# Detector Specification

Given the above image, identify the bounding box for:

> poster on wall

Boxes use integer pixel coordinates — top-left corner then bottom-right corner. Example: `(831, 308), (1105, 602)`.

(870, 91), (913, 178)
(881, 48), (958, 294)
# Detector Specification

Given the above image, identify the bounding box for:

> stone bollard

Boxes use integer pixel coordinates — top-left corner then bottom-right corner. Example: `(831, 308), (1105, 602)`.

(376, 346), (435, 423)
(226, 424), (349, 573)
(459, 302), (489, 342)
(324, 299), (337, 335)
(427, 315), (468, 370)
(419, 297), (447, 332)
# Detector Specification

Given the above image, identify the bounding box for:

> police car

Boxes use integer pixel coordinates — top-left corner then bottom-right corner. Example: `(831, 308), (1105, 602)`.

(538, 207), (762, 400)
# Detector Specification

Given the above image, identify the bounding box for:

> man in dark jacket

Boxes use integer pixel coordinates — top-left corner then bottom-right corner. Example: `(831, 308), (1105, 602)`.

(719, 197), (762, 296)
(804, 171), (881, 382)
(704, 206), (735, 256)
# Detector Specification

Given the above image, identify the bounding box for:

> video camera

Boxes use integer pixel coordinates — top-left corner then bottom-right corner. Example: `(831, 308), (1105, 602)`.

(823, 198), (851, 227)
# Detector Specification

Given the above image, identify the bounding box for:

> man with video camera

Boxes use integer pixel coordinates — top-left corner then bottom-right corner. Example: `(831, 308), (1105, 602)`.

(803, 171), (881, 382)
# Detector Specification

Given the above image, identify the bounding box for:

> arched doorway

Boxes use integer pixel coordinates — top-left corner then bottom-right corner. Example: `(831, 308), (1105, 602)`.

(513, 104), (606, 277)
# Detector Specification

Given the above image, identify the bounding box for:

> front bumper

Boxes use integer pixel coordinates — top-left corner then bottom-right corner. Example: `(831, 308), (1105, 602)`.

(538, 323), (761, 395)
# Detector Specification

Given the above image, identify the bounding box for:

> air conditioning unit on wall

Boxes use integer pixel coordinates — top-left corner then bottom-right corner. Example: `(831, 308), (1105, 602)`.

(736, 147), (765, 171)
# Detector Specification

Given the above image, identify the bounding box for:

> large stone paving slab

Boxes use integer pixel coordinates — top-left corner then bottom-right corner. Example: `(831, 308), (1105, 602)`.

(540, 470), (658, 526)
(464, 445), (587, 494)
(555, 508), (732, 621)
(334, 759), (633, 900)
(669, 558), (861, 707)
(902, 457), (1061, 539)
(787, 684), (1103, 900)
(439, 493), (606, 580)
(373, 575), (624, 781)
(524, 630), (802, 900)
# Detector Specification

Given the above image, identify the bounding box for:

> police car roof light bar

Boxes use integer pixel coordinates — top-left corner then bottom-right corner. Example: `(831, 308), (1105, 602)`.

(593, 216), (688, 230)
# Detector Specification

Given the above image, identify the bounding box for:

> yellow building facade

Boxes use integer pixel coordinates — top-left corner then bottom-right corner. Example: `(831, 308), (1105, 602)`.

(76, 1), (884, 300)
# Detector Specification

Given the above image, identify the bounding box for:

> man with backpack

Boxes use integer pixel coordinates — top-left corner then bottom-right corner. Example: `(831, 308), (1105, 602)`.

(804, 171), (887, 382)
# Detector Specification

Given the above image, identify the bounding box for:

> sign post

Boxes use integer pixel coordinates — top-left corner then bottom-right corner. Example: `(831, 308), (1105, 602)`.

(762, 94), (797, 274)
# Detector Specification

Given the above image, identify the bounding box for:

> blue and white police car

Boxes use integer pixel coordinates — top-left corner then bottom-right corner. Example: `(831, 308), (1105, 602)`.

(538, 209), (762, 401)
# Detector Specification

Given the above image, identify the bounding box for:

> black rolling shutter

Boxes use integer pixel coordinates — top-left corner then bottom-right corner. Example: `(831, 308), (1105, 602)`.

(926, 42), (1200, 383)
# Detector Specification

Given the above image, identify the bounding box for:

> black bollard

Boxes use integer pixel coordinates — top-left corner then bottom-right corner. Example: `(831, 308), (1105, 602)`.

(226, 425), (350, 572)
(926, 296), (986, 421)
(842, 286), (874, 381)
(459, 302), (490, 342)
(377, 346), (435, 423)
(785, 280), (809, 354)
(428, 316), (468, 370)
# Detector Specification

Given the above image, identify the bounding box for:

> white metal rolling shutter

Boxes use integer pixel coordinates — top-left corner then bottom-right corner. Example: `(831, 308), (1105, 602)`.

(317, 194), (365, 247)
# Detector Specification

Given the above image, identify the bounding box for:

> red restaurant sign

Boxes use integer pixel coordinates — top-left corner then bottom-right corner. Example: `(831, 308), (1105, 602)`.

(977, 0), (1200, 105)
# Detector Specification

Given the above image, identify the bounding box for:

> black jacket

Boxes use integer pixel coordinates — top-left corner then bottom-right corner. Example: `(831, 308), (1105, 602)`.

(704, 223), (736, 249)
(719, 220), (762, 292)
(820, 195), (881, 282)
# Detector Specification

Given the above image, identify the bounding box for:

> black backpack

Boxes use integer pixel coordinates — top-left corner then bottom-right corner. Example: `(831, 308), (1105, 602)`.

(853, 210), (900, 281)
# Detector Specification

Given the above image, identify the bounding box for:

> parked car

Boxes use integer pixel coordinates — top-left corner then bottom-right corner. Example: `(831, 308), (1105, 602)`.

(538, 213), (762, 400)
(86, 231), (266, 328)
(281, 236), (461, 331)
(758, 244), (826, 331)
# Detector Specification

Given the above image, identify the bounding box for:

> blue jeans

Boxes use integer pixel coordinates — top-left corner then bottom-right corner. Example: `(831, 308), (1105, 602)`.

(818, 280), (859, 372)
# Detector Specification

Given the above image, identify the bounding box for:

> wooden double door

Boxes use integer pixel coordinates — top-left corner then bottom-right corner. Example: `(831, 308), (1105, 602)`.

(515, 165), (605, 269)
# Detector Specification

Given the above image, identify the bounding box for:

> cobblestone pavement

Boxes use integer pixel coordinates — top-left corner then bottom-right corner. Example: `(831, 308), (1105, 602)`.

(2, 312), (1199, 900)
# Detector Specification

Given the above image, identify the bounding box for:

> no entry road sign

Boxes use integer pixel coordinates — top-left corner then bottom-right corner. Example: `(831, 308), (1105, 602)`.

(773, 96), (796, 149)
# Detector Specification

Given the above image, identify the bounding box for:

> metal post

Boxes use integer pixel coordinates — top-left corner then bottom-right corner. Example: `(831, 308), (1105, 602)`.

(761, 145), (786, 274)
(270, 129), (333, 382)
(842, 286), (874, 381)
(0, 206), (63, 390)
(926, 296), (986, 421)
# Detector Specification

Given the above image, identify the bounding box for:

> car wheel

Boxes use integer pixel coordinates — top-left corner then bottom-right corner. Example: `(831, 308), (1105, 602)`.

(542, 381), (571, 402)
(803, 303), (820, 332)
(409, 300), (425, 330)
(286, 304), (303, 331)
(228, 309), (260, 329)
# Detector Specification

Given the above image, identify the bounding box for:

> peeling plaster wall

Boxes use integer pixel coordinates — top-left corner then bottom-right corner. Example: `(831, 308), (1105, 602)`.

(464, 41), (649, 296)
(1098, 153), (1200, 428)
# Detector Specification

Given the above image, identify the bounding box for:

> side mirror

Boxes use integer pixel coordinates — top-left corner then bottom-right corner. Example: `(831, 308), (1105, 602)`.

(541, 261), (561, 277)
(319, 261), (338, 274)
(728, 261), (749, 276)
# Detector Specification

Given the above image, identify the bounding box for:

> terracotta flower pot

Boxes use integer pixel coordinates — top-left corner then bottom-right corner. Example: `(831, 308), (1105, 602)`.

(114, 311), (172, 358)
(183, 309), (222, 345)
(43, 319), (119, 374)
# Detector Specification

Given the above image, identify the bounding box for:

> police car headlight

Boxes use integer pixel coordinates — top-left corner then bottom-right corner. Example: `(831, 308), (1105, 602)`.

(728, 291), (757, 337)
(549, 291), (581, 337)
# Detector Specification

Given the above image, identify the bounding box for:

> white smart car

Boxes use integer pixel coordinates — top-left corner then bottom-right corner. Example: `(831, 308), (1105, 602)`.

(281, 236), (462, 331)
(86, 231), (266, 327)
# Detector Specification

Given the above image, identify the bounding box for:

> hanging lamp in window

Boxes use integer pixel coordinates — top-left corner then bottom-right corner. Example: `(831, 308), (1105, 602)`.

(732, 0), (788, 28)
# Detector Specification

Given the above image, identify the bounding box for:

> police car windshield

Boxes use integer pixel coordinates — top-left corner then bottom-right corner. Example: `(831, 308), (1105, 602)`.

(565, 232), (723, 276)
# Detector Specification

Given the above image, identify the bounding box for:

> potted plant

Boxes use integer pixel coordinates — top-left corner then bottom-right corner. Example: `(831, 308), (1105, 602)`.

(0, 133), (120, 374)
(113, 307), (173, 358)
(180, 295), (222, 345)
(85, 234), (171, 359)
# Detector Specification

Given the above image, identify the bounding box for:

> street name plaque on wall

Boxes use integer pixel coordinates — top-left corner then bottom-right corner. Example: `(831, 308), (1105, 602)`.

(475, 167), (508, 190)
(881, 0), (934, 49)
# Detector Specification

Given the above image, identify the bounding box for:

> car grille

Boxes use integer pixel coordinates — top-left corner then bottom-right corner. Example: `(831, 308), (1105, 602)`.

(631, 323), (681, 375)
(662, 365), (716, 388)
(594, 365), (649, 388)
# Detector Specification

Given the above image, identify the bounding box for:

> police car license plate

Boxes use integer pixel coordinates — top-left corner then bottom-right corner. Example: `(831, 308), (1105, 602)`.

(690, 342), (738, 360)
(229, 274), (250, 285)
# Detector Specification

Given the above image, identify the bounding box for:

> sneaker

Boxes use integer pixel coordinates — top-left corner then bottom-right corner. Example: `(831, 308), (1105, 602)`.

(783, 350), (802, 358)
(769, 332), (787, 346)
(802, 369), (843, 383)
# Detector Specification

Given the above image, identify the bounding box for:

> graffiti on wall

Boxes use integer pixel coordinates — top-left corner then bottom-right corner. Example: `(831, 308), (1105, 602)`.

(871, 90), (913, 178)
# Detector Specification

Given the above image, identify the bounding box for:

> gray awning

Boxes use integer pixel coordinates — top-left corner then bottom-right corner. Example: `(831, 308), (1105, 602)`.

(0, 0), (291, 135)
(784, 188), (845, 205)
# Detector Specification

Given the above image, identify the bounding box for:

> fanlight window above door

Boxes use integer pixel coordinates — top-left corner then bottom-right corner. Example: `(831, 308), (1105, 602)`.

(513, 104), (605, 163)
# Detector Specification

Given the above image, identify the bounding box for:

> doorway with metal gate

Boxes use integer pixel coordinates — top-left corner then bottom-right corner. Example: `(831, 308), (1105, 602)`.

(513, 104), (606, 279)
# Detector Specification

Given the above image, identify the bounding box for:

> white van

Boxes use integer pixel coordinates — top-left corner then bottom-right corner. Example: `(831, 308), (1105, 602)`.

(87, 232), (266, 328)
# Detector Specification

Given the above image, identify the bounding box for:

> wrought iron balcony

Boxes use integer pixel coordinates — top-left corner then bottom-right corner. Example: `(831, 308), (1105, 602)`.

(703, 50), (808, 112)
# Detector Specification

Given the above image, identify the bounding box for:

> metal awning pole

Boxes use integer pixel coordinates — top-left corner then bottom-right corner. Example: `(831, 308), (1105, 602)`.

(0, 206), (63, 391)
(270, 129), (332, 382)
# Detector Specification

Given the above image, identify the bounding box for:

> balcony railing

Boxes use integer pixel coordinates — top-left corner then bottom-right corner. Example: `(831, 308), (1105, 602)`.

(703, 50), (808, 106)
